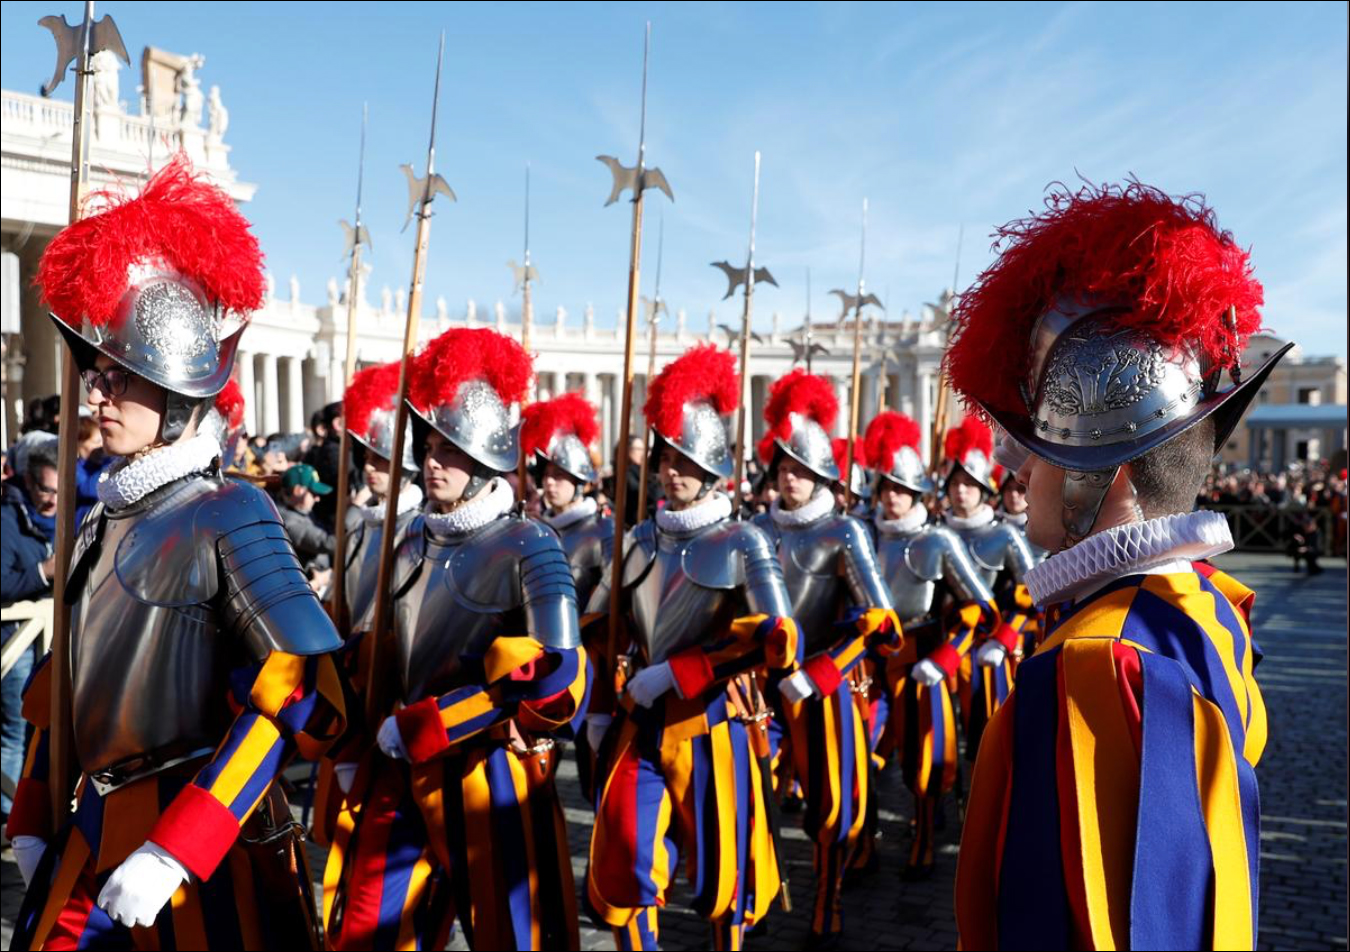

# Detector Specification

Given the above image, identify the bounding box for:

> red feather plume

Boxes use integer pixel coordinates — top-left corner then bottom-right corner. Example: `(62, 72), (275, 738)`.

(344, 360), (403, 441)
(763, 370), (838, 445)
(944, 181), (1265, 416)
(943, 414), (993, 465)
(863, 412), (920, 473)
(756, 432), (776, 465)
(410, 328), (532, 415)
(214, 379), (245, 431)
(831, 436), (867, 475)
(520, 392), (600, 459)
(643, 344), (739, 439)
(37, 153), (265, 327)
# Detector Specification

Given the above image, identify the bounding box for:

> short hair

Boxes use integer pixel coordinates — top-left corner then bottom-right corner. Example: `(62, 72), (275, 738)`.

(1127, 417), (1216, 518)
(26, 444), (59, 484)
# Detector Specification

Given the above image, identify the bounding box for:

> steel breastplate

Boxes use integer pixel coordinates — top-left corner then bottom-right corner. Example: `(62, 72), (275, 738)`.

(557, 513), (611, 610)
(346, 508), (418, 636)
(625, 523), (738, 666)
(759, 517), (848, 655)
(875, 530), (940, 624)
(69, 482), (233, 776)
(948, 521), (1004, 589)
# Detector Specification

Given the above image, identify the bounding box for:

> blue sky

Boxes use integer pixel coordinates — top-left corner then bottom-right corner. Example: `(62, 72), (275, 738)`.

(3, 1), (1346, 357)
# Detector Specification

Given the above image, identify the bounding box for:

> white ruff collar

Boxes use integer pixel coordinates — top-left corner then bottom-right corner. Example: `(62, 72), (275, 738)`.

(97, 431), (220, 510)
(1001, 510), (1028, 528)
(360, 483), (424, 525)
(1025, 510), (1233, 607)
(875, 504), (928, 536)
(423, 477), (514, 536)
(657, 492), (732, 533)
(543, 495), (597, 530)
(945, 504), (996, 530)
(770, 490), (835, 528)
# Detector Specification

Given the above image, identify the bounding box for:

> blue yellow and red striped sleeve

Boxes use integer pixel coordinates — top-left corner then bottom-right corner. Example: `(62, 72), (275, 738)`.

(6, 652), (53, 840)
(802, 607), (902, 696)
(393, 638), (590, 764)
(147, 651), (346, 881)
(665, 613), (800, 700)
(929, 598), (997, 675)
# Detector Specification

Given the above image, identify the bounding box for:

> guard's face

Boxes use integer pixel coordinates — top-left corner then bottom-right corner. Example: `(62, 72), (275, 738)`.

(878, 481), (917, 520)
(364, 453), (392, 500)
(776, 456), (818, 510)
(422, 430), (473, 509)
(948, 469), (986, 517)
(1016, 454), (1065, 551)
(1001, 479), (1028, 515)
(84, 353), (166, 456)
(658, 444), (707, 509)
(540, 461), (579, 510)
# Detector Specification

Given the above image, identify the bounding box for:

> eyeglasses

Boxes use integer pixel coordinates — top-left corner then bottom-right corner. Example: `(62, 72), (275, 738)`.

(80, 367), (133, 398)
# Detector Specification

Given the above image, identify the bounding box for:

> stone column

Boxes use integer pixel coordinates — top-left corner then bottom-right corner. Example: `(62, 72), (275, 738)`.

(833, 377), (850, 437)
(260, 352), (280, 436)
(916, 370), (933, 463)
(237, 350), (256, 435)
(284, 355), (304, 432)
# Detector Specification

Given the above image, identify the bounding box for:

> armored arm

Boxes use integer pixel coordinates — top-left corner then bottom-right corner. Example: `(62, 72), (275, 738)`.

(927, 528), (999, 676)
(143, 489), (347, 882)
(801, 519), (902, 693)
(1001, 523), (1037, 584)
(392, 523), (589, 763)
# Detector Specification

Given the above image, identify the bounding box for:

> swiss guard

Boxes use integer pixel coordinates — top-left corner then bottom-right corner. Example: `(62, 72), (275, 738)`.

(322, 327), (588, 951)
(861, 411), (996, 879)
(750, 369), (900, 946)
(585, 343), (804, 951)
(951, 182), (1284, 950)
(9, 156), (347, 951)
(939, 414), (1037, 760)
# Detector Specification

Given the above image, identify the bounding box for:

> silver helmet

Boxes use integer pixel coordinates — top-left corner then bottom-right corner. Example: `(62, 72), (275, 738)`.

(354, 406), (418, 475)
(654, 399), (733, 480)
(944, 182), (1288, 547)
(414, 378), (519, 473)
(878, 443), (932, 495)
(407, 328), (533, 479)
(772, 413), (839, 483)
(538, 431), (597, 484)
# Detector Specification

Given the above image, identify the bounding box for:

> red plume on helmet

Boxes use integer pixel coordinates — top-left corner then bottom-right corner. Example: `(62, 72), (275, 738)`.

(410, 328), (532, 415)
(643, 344), (739, 438)
(756, 432), (776, 465)
(36, 153), (265, 326)
(831, 436), (866, 474)
(864, 412), (920, 474)
(944, 414), (993, 465)
(214, 379), (246, 431)
(344, 360), (403, 441)
(521, 392), (600, 459)
(944, 180), (1264, 417)
(763, 370), (838, 445)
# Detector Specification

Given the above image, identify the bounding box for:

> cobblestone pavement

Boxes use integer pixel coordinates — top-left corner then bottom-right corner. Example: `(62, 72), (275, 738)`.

(4, 552), (1344, 950)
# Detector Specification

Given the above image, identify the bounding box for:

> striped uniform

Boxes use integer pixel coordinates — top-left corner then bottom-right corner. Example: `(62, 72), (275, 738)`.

(323, 632), (589, 951)
(10, 650), (346, 951)
(588, 614), (801, 952)
(956, 564), (1265, 950)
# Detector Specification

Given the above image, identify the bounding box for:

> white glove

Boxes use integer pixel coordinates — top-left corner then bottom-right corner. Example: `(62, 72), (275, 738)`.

(911, 658), (946, 687)
(778, 670), (818, 704)
(625, 662), (676, 708)
(585, 714), (612, 752)
(376, 715), (409, 761)
(334, 762), (359, 793)
(97, 842), (189, 929)
(12, 835), (47, 888)
(976, 640), (1009, 668)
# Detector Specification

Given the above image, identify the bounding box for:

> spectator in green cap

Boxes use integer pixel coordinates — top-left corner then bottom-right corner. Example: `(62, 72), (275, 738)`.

(279, 463), (336, 591)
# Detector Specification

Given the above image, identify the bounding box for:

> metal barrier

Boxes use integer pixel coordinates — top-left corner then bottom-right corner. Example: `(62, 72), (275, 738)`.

(1, 598), (54, 680)
(1200, 504), (1337, 555)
